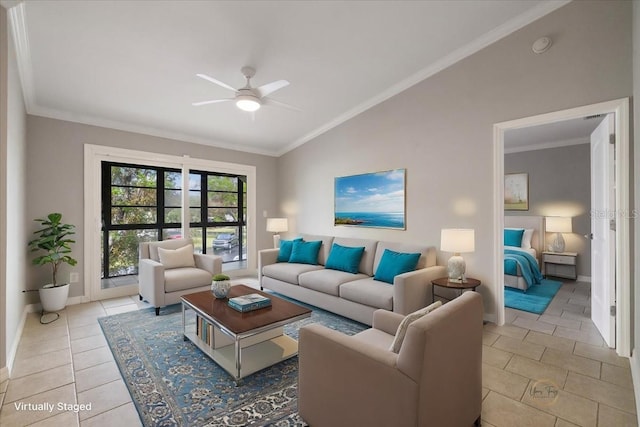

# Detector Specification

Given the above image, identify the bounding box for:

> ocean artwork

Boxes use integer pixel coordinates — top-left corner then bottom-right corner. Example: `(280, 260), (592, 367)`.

(334, 169), (406, 229)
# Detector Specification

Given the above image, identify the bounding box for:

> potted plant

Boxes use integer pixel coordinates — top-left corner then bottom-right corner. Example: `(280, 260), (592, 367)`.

(211, 273), (231, 299)
(28, 212), (77, 312)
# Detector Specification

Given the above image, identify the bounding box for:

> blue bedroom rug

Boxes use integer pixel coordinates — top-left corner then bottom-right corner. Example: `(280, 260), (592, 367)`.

(98, 298), (366, 427)
(504, 279), (563, 314)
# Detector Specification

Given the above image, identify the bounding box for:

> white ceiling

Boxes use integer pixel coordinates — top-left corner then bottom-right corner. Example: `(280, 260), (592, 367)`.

(6, 0), (569, 156)
(504, 115), (606, 153)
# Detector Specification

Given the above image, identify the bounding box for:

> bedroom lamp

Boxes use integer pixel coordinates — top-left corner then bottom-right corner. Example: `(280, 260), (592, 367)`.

(266, 218), (288, 248)
(545, 216), (572, 253)
(440, 229), (475, 283)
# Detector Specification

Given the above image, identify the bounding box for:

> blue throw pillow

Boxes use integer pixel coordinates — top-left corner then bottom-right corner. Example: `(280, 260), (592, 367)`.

(277, 238), (303, 262)
(504, 228), (525, 247)
(374, 249), (421, 284)
(289, 240), (322, 265)
(325, 243), (365, 274)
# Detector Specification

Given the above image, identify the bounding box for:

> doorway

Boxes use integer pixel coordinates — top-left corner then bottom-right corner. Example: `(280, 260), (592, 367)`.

(493, 98), (631, 357)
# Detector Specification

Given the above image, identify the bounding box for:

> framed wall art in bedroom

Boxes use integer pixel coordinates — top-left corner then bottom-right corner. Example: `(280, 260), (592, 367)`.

(504, 172), (529, 211)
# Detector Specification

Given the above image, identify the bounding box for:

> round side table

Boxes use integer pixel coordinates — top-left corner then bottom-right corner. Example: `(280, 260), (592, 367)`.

(431, 277), (481, 303)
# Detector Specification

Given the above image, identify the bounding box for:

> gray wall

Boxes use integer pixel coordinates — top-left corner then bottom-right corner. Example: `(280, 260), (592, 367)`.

(277, 0), (632, 318)
(505, 144), (591, 278)
(25, 116), (279, 300)
(1, 5), (29, 376)
(632, 0), (639, 411)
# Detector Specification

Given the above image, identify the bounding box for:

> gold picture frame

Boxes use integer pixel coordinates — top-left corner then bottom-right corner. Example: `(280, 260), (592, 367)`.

(504, 173), (529, 211)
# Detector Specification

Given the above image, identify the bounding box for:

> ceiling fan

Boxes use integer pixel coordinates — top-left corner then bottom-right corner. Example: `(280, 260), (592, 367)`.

(192, 66), (300, 113)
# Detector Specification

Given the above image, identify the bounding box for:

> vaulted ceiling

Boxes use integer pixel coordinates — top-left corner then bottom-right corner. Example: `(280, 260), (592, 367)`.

(6, 0), (569, 156)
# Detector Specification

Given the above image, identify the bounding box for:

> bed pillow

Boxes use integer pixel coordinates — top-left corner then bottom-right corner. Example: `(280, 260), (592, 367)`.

(504, 228), (525, 247)
(521, 228), (534, 249)
(374, 249), (421, 284)
(289, 239), (322, 265)
(325, 243), (365, 274)
(157, 244), (196, 269)
(277, 238), (303, 262)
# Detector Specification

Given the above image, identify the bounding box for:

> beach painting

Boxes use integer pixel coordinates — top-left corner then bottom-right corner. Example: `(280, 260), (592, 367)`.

(334, 169), (406, 229)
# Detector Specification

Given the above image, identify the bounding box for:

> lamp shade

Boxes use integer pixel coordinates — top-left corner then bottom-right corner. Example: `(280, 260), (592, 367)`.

(546, 217), (572, 233)
(266, 218), (288, 233)
(440, 229), (475, 254)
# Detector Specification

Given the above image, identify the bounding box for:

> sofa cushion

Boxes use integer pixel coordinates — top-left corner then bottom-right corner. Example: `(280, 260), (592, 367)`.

(164, 267), (212, 293)
(299, 269), (368, 296)
(278, 238), (303, 262)
(374, 249), (421, 284)
(289, 240), (322, 265)
(262, 262), (323, 285)
(325, 243), (365, 274)
(374, 241), (435, 271)
(299, 234), (335, 265)
(352, 328), (395, 351)
(389, 300), (442, 353)
(340, 278), (394, 310)
(146, 238), (194, 262)
(333, 237), (378, 275)
(157, 244), (196, 269)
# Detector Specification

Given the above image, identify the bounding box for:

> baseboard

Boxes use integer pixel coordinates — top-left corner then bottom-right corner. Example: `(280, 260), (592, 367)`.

(6, 304), (30, 377)
(483, 312), (497, 324)
(577, 275), (592, 282)
(630, 351), (640, 426)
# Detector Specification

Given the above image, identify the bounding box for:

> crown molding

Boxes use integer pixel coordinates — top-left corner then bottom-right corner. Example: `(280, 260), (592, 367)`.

(280, 0), (572, 156)
(29, 105), (280, 157)
(504, 136), (588, 154)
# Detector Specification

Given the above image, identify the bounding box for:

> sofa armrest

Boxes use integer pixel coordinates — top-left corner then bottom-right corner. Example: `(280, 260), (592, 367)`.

(138, 258), (165, 307)
(258, 248), (279, 284)
(299, 324), (418, 427)
(393, 265), (447, 314)
(372, 309), (405, 336)
(193, 253), (222, 275)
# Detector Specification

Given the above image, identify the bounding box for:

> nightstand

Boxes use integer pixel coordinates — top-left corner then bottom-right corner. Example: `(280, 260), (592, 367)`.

(542, 251), (577, 280)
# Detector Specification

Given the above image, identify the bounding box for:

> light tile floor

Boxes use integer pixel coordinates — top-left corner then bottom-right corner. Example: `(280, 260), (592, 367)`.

(0, 280), (637, 426)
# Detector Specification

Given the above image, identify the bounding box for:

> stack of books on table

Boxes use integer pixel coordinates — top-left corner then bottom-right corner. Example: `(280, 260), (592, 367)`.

(228, 293), (272, 312)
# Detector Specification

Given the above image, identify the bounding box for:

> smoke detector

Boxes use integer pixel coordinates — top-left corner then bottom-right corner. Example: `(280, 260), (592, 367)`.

(532, 37), (552, 54)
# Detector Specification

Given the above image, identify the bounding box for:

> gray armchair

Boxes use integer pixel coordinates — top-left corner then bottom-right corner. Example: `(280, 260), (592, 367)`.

(138, 238), (222, 315)
(298, 291), (483, 427)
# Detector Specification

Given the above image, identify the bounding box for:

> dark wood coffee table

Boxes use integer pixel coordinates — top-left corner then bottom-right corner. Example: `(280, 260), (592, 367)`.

(181, 285), (311, 383)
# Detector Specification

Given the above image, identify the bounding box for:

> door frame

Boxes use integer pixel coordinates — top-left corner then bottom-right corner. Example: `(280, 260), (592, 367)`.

(83, 144), (257, 302)
(493, 98), (630, 357)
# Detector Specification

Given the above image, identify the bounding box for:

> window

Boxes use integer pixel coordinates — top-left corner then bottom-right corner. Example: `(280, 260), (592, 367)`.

(101, 162), (247, 287)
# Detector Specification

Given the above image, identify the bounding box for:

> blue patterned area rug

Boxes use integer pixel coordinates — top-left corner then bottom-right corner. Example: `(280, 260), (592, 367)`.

(98, 297), (366, 427)
(504, 279), (563, 314)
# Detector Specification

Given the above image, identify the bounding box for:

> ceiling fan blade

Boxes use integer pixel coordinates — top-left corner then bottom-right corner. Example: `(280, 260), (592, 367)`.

(196, 74), (237, 93)
(262, 97), (301, 112)
(192, 98), (234, 107)
(256, 80), (289, 97)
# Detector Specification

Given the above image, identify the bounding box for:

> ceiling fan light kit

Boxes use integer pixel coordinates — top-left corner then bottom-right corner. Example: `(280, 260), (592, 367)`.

(193, 66), (299, 113)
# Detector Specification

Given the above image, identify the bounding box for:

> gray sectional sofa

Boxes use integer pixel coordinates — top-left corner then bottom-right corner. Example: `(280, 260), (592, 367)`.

(258, 234), (447, 325)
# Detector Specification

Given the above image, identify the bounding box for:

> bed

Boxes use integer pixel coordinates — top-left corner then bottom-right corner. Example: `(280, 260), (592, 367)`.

(504, 215), (544, 291)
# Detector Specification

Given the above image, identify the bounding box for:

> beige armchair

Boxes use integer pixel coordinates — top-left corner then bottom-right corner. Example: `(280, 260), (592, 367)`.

(298, 291), (483, 427)
(138, 238), (222, 315)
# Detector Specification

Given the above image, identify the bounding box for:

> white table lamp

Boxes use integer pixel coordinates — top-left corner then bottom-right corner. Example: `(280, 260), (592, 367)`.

(545, 217), (571, 253)
(266, 218), (288, 248)
(440, 229), (475, 283)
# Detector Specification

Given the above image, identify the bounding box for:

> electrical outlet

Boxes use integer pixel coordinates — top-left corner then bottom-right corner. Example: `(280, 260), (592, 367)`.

(70, 272), (79, 283)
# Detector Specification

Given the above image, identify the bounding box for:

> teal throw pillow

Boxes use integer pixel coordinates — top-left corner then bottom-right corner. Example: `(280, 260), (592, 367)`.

(504, 228), (525, 247)
(277, 238), (302, 262)
(325, 243), (365, 274)
(289, 239), (322, 265)
(374, 249), (421, 284)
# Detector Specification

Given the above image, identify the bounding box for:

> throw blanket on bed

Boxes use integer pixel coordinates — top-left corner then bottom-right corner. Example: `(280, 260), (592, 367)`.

(504, 249), (543, 287)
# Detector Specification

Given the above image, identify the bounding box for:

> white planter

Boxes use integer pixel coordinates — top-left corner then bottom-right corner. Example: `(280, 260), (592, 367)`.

(211, 280), (231, 298)
(39, 283), (70, 312)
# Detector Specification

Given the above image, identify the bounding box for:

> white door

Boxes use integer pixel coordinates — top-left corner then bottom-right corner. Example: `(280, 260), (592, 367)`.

(590, 114), (615, 347)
